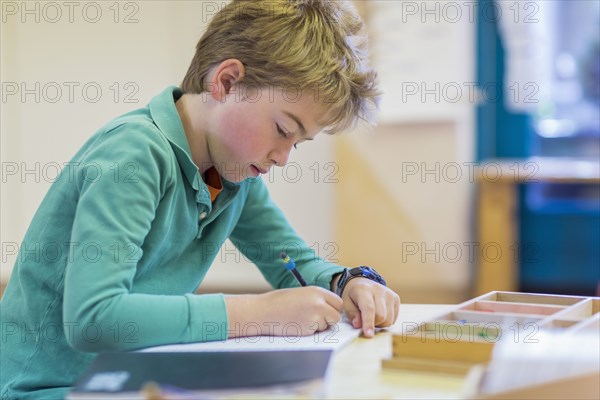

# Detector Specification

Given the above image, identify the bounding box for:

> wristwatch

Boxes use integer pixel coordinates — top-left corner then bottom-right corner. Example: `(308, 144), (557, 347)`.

(335, 266), (386, 297)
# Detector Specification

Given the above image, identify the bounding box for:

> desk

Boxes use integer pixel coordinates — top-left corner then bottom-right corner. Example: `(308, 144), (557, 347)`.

(475, 157), (600, 295)
(326, 302), (600, 400)
(326, 304), (462, 399)
(138, 302), (598, 400)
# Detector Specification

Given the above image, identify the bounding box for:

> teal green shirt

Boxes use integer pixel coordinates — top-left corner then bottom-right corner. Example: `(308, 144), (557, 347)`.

(0, 87), (344, 399)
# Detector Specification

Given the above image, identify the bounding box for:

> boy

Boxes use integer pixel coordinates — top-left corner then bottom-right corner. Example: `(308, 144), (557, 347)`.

(0, 0), (400, 398)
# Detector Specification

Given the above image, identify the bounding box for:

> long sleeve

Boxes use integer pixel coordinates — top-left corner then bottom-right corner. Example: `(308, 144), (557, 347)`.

(229, 178), (345, 290)
(1, 87), (238, 398)
(63, 124), (228, 352)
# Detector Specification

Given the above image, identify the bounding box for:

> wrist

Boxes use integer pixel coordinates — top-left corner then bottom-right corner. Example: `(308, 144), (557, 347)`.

(224, 294), (266, 337)
(335, 266), (386, 297)
(330, 271), (344, 293)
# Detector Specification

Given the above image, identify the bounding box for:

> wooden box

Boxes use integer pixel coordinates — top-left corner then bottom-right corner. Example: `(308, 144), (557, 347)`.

(382, 291), (600, 399)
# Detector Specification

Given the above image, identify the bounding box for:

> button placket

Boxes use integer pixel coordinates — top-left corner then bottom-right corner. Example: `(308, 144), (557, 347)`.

(196, 184), (211, 224)
(196, 207), (208, 239)
(196, 191), (211, 239)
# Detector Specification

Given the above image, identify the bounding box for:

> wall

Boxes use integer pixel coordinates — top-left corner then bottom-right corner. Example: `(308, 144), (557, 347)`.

(0, 1), (332, 293)
(1, 1), (475, 303)
(2, 1), (199, 281)
(332, 1), (476, 303)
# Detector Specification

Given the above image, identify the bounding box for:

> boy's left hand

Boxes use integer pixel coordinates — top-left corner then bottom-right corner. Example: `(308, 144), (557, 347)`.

(339, 278), (400, 338)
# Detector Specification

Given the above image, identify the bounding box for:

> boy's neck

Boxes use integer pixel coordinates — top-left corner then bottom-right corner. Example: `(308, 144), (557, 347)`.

(175, 94), (213, 175)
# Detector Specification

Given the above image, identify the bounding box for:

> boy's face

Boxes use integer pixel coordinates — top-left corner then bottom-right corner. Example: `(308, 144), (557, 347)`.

(206, 86), (325, 182)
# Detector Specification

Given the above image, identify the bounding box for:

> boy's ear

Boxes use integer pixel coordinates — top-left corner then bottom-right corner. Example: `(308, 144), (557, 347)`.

(209, 59), (245, 101)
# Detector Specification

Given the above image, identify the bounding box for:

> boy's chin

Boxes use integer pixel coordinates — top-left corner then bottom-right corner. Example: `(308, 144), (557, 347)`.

(249, 164), (264, 178)
(225, 173), (258, 183)
(211, 165), (258, 183)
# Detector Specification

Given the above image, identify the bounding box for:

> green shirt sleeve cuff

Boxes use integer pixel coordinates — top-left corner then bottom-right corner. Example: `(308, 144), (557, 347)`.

(312, 264), (346, 290)
(185, 293), (229, 342)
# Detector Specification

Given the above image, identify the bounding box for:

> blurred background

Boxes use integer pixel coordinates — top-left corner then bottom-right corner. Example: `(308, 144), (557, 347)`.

(1, 0), (599, 303)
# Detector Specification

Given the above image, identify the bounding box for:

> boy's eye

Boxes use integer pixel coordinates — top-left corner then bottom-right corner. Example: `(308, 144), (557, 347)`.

(276, 124), (288, 137)
(276, 123), (298, 149)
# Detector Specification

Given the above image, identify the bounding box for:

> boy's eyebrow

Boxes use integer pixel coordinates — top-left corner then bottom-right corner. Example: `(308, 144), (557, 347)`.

(283, 111), (307, 136)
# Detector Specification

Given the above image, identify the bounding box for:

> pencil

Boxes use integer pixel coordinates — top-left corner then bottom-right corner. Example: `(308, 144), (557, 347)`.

(280, 252), (307, 287)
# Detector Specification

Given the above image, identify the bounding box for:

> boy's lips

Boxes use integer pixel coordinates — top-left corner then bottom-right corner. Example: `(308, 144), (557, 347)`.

(250, 164), (268, 176)
(252, 164), (268, 174)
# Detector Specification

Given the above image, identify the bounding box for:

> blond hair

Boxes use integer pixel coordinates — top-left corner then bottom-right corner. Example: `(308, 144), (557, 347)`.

(181, 0), (380, 133)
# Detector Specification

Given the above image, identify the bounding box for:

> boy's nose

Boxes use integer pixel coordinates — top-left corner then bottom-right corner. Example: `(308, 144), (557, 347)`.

(268, 146), (292, 167)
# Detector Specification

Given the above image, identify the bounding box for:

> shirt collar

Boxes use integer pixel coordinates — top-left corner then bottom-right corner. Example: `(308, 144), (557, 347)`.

(148, 86), (240, 206)
(148, 86), (204, 192)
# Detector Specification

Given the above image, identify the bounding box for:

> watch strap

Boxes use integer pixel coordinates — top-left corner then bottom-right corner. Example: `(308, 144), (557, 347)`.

(335, 266), (386, 297)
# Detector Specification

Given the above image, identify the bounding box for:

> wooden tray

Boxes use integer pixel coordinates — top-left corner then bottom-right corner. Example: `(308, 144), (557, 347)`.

(382, 291), (600, 398)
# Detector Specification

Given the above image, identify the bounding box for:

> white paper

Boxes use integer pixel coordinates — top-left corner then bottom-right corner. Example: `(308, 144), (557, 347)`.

(139, 322), (361, 353)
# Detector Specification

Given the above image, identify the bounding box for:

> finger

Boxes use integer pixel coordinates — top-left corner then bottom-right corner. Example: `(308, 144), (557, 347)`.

(393, 294), (401, 324)
(314, 308), (342, 332)
(373, 297), (388, 327)
(315, 318), (331, 333)
(358, 294), (376, 338)
(342, 296), (361, 328)
(324, 306), (342, 327)
(318, 287), (344, 311)
(378, 291), (400, 327)
(351, 311), (362, 329)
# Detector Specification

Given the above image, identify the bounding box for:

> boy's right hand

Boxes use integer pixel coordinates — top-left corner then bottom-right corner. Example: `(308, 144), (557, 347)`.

(225, 287), (343, 338)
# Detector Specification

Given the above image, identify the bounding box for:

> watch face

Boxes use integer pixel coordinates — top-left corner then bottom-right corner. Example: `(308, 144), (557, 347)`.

(350, 266), (374, 277)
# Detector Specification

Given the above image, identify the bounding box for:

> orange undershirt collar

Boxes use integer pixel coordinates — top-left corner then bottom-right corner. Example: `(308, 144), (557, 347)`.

(203, 166), (223, 202)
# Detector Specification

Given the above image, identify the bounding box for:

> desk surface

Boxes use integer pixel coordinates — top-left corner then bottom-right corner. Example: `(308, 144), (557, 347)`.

(326, 304), (464, 399)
